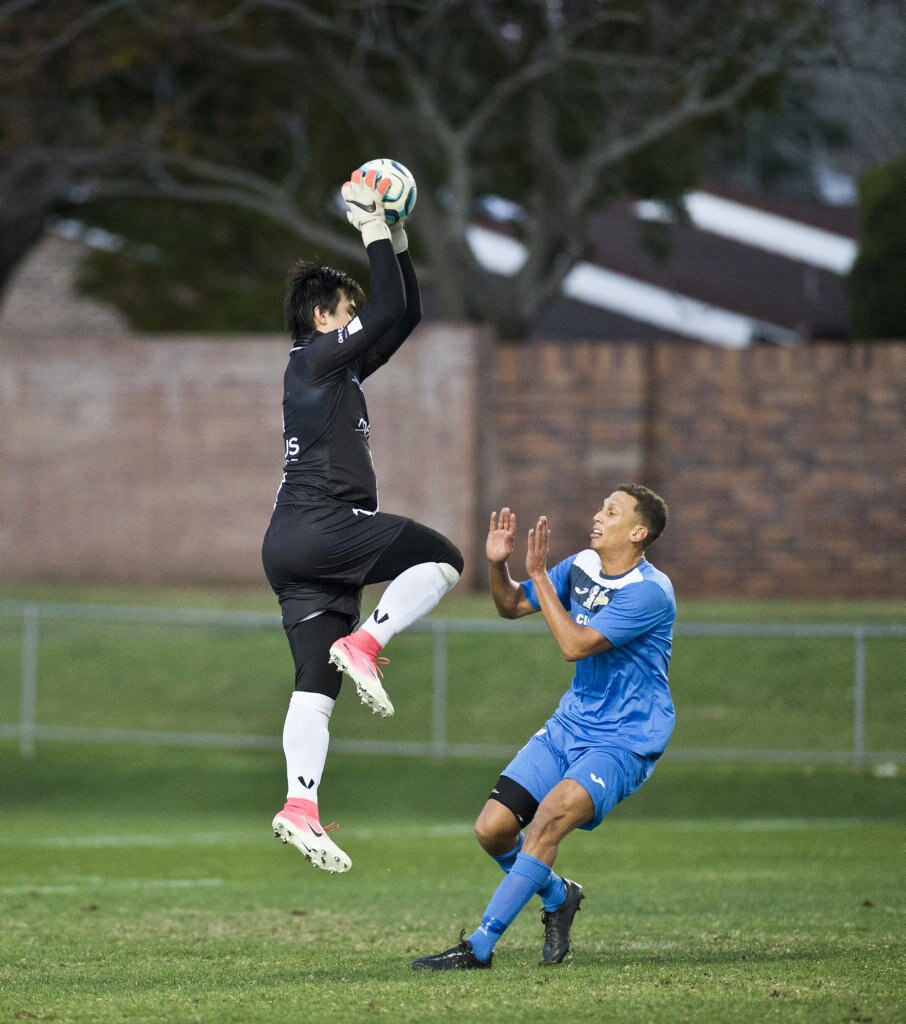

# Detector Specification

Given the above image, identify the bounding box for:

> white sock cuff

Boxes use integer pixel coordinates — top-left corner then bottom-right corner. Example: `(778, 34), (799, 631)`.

(289, 690), (335, 719)
(438, 562), (461, 588)
(366, 560), (460, 647)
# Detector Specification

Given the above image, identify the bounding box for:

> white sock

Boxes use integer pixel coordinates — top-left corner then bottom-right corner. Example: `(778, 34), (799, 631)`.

(283, 690), (335, 803)
(363, 562), (460, 647)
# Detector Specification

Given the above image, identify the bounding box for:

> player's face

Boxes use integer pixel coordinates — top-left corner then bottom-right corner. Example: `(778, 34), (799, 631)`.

(590, 491), (645, 552)
(317, 292), (357, 333)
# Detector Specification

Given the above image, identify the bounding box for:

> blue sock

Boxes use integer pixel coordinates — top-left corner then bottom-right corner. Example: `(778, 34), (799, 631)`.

(537, 871), (567, 912)
(467, 852), (553, 962)
(490, 832), (524, 873)
(490, 834), (565, 912)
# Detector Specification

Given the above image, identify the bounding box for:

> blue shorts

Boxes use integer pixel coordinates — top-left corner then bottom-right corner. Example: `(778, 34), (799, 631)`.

(501, 714), (656, 830)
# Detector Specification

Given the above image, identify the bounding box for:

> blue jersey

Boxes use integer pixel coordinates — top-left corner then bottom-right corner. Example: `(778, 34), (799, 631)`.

(521, 550), (676, 758)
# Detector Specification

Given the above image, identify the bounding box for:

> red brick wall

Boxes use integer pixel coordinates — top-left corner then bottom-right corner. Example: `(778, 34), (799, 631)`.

(492, 341), (906, 598)
(488, 342), (648, 561)
(649, 343), (905, 598)
(2, 333), (903, 598)
(0, 326), (480, 588)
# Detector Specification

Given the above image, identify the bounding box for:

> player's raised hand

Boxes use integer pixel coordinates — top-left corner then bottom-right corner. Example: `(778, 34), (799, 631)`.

(341, 168), (392, 248)
(525, 515), (550, 580)
(487, 508), (517, 564)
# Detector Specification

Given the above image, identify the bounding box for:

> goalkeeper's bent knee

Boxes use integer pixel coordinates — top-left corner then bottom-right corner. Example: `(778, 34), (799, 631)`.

(438, 562), (461, 590)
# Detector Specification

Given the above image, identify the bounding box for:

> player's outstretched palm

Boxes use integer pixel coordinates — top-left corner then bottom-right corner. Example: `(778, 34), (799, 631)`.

(487, 508), (517, 564)
(526, 515), (550, 580)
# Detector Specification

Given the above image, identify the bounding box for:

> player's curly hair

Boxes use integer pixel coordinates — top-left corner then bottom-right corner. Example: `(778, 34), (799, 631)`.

(283, 260), (366, 339)
(616, 483), (668, 548)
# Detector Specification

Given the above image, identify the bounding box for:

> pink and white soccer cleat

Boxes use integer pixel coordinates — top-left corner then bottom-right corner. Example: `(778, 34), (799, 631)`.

(328, 632), (393, 717)
(272, 798), (351, 874)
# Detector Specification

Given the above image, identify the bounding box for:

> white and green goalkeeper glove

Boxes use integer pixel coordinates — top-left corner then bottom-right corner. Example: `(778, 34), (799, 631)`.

(342, 168), (392, 248)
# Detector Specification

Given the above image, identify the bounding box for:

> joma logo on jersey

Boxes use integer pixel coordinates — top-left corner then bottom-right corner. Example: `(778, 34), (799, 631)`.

(284, 437), (300, 460)
(355, 418), (371, 439)
(579, 584), (612, 610)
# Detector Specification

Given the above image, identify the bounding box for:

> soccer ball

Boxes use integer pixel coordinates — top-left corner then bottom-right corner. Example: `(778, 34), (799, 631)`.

(358, 158), (417, 225)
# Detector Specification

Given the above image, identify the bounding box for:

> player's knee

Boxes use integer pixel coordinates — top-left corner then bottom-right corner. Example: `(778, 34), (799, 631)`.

(474, 805), (517, 855)
(473, 818), (492, 852)
(438, 560), (461, 588)
(430, 528), (463, 576)
(441, 543), (464, 577)
(474, 821), (510, 856)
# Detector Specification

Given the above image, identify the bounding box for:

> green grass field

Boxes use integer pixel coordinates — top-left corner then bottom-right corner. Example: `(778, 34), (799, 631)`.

(1, 588), (904, 1022)
(2, 747), (904, 1024)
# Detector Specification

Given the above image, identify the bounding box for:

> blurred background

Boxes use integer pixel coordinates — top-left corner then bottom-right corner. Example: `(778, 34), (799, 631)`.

(1, 1), (904, 773)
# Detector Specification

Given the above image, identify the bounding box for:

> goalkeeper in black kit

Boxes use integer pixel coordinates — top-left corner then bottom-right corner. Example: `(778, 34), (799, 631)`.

(261, 168), (463, 873)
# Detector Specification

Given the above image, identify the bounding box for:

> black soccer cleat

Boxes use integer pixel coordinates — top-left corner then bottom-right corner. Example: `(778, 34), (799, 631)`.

(541, 878), (585, 964)
(412, 931), (493, 971)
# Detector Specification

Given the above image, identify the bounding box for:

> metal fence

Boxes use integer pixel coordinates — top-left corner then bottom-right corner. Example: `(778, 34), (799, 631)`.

(1, 600), (903, 767)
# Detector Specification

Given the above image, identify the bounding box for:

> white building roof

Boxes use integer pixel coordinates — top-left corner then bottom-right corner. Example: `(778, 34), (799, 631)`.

(467, 223), (798, 348)
(635, 191), (857, 274)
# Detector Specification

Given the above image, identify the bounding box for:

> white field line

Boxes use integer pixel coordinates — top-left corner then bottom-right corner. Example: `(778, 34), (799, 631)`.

(0, 823), (477, 850)
(0, 877), (223, 895)
(0, 831), (256, 849)
(0, 818), (878, 853)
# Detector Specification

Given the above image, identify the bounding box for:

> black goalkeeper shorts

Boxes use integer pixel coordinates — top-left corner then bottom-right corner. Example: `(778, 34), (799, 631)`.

(261, 500), (461, 628)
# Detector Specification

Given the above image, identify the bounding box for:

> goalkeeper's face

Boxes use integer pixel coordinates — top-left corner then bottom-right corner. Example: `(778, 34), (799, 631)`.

(315, 291), (358, 334)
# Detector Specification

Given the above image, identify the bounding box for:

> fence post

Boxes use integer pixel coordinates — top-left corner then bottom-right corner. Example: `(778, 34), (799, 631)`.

(20, 604), (40, 758)
(431, 620), (449, 757)
(852, 628), (866, 770)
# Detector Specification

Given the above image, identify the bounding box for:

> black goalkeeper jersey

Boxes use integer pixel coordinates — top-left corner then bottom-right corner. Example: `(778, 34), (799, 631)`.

(275, 240), (421, 511)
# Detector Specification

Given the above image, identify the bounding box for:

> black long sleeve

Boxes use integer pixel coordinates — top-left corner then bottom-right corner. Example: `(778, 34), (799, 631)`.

(359, 249), (422, 380)
(299, 239), (406, 383)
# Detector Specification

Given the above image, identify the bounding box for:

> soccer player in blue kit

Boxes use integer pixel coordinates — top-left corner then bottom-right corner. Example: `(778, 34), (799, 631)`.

(413, 485), (675, 969)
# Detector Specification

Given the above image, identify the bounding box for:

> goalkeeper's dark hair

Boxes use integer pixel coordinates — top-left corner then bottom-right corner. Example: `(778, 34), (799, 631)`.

(283, 260), (366, 338)
(616, 483), (668, 549)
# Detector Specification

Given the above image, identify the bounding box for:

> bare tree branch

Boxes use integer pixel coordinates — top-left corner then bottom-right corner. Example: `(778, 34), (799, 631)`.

(87, 176), (363, 263)
(2, 0), (895, 335)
